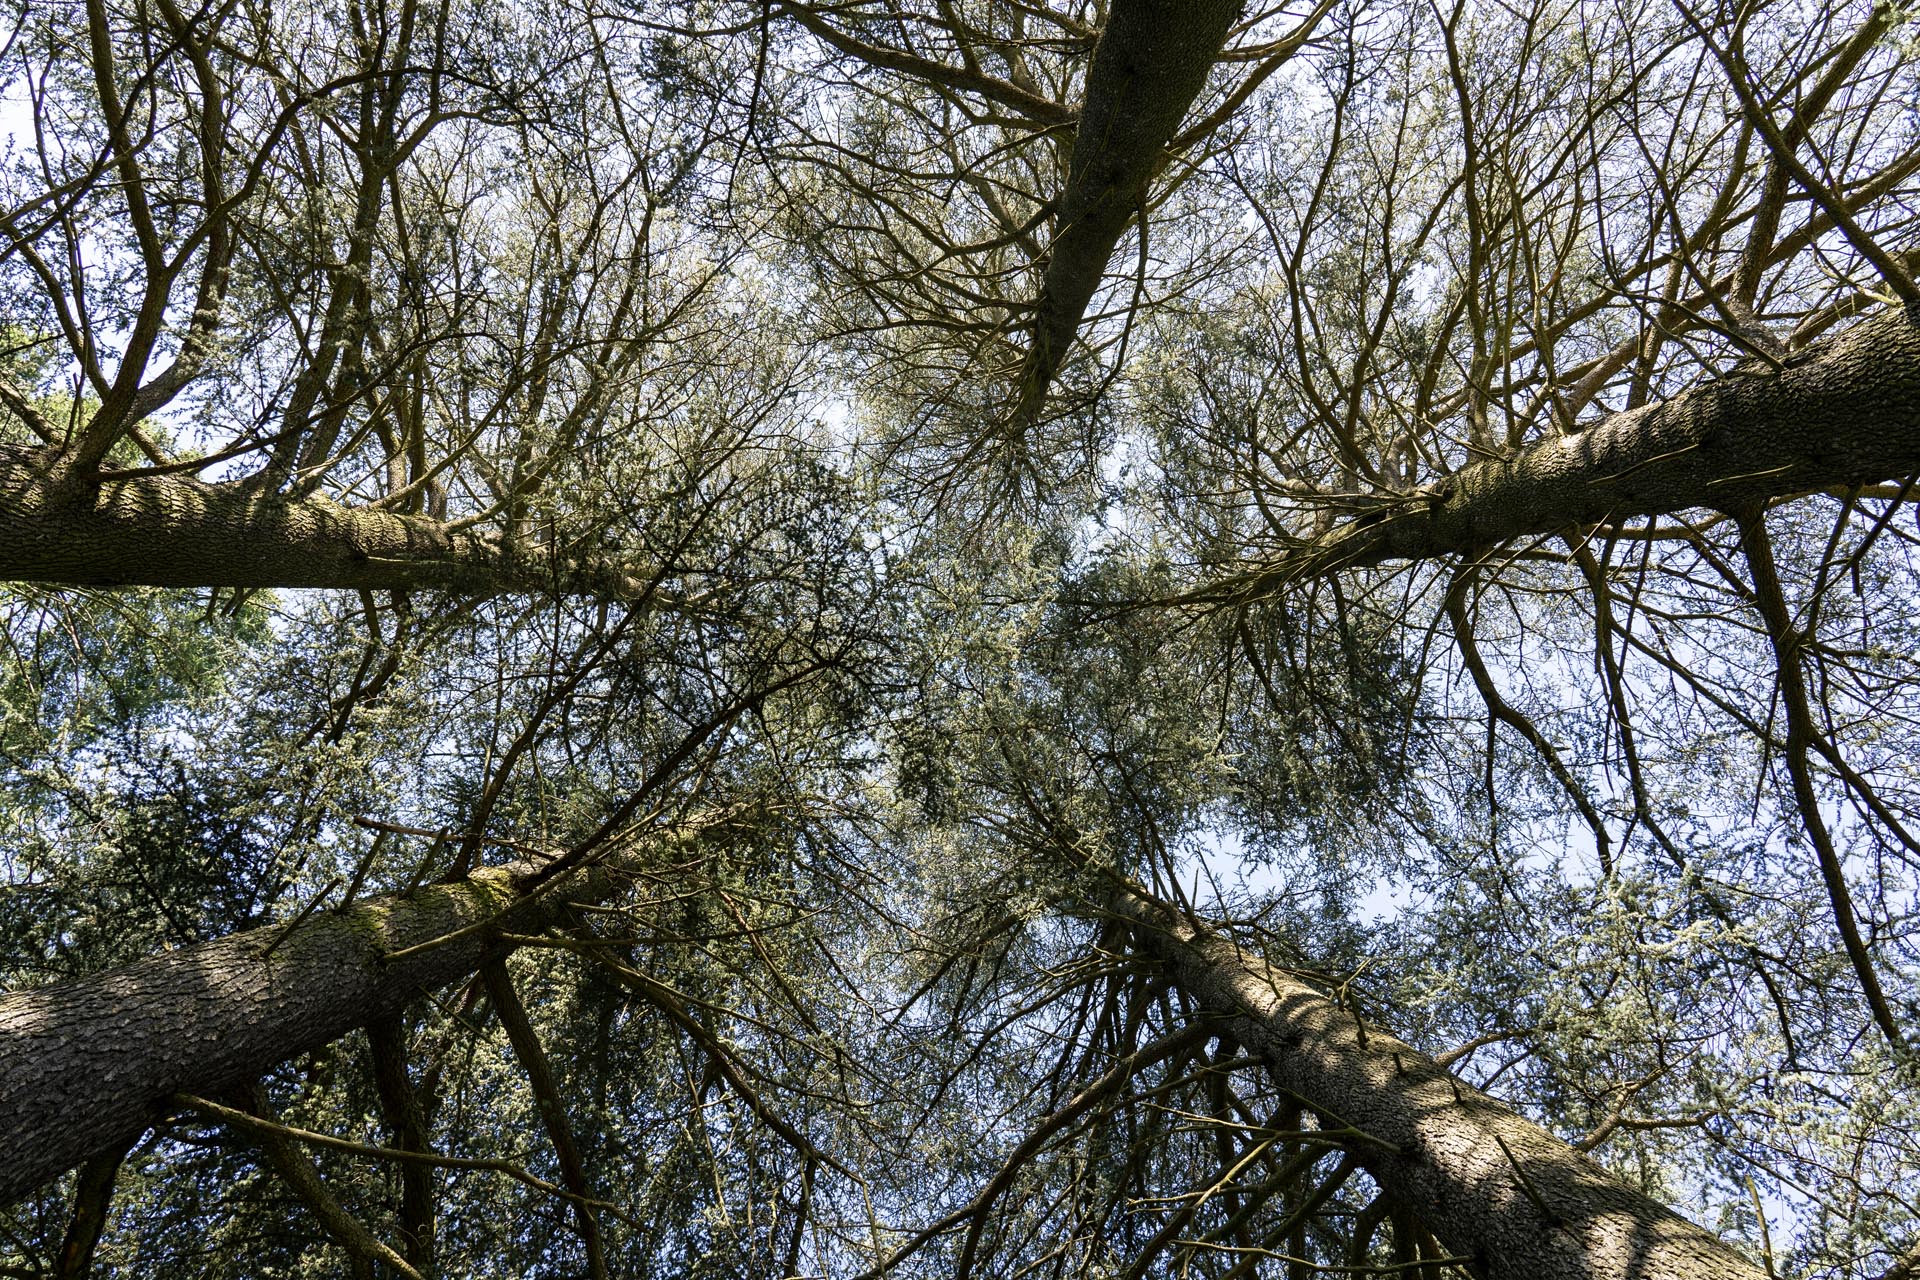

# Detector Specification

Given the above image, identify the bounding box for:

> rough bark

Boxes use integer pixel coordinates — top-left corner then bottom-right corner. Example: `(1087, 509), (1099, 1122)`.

(0, 446), (648, 596)
(0, 845), (667, 1205)
(1114, 888), (1768, 1280)
(1011, 0), (1245, 425)
(1216, 304), (1920, 600)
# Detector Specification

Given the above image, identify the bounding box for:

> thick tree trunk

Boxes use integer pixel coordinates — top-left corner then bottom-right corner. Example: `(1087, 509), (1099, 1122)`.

(0, 447), (648, 596)
(1011, 0), (1245, 424)
(0, 846), (663, 1205)
(1216, 304), (1920, 599)
(1114, 887), (1767, 1280)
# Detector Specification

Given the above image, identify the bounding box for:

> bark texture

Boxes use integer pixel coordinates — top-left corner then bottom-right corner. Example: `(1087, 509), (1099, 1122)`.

(1116, 889), (1768, 1280)
(1222, 304), (1920, 598)
(0, 848), (658, 1205)
(0, 447), (646, 596)
(1012, 0), (1245, 424)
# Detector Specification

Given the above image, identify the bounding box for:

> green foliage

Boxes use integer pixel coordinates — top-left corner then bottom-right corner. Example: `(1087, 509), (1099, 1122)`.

(4, 0), (1920, 1275)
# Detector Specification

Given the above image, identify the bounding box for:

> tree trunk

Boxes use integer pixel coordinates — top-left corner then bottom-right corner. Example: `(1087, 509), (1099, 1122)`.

(368, 1017), (437, 1276)
(53, 1138), (133, 1279)
(0, 845), (667, 1205)
(1113, 887), (1768, 1280)
(1011, 0), (1245, 424)
(1215, 304), (1920, 599)
(0, 446), (648, 597)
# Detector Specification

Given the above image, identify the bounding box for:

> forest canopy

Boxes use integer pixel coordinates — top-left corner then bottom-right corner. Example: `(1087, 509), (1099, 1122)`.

(1, 0), (1918, 1277)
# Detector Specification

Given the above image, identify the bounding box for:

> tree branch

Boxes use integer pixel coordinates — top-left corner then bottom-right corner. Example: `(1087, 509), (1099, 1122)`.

(53, 1136), (135, 1279)
(367, 1017), (436, 1276)
(481, 961), (609, 1280)
(229, 1082), (422, 1280)
(777, 2), (1075, 126)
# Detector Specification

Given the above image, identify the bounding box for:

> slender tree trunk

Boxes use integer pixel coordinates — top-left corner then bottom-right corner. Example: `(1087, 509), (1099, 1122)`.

(53, 1137), (134, 1279)
(1113, 886), (1768, 1280)
(0, 844), (671, 1205)
(482, 961), (609, 1280)
(368, 1017), (437, 1277)
(233, 1081), (419, 1280)
(1213, 304), (1920, 600)
(0, 446), (648, 596)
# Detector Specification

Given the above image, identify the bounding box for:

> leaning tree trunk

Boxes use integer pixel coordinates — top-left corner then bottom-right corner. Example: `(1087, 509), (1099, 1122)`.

(0, 841), (674, 1204)
(1210, 303), (1920, 601)
(1009, 0), (1246, 426)
(1113, 886), (1768, 1280)
(0, 445), (650, 597)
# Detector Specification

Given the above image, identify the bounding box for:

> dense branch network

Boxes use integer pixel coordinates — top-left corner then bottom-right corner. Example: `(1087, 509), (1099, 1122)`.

(2, 0), (1919, 1277)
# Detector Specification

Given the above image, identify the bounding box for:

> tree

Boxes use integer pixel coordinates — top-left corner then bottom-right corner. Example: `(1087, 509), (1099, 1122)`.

(3, 0), (1918, 1277)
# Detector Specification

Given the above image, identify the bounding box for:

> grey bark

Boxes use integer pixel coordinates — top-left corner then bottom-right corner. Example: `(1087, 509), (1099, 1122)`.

(0, 446), (648, 596)
(1115, 888), (1769, 1280)
(1011, 0), (1245, 426)
(0, 846), (664, 1205)
(1218, 304), (1920, 599)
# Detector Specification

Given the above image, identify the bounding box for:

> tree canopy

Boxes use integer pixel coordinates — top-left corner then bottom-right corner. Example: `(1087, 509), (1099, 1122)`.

(1, 0), (1918, 1277)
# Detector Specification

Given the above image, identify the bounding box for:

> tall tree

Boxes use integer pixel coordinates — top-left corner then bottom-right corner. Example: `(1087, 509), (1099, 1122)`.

(3, 0), (1918, 1277)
